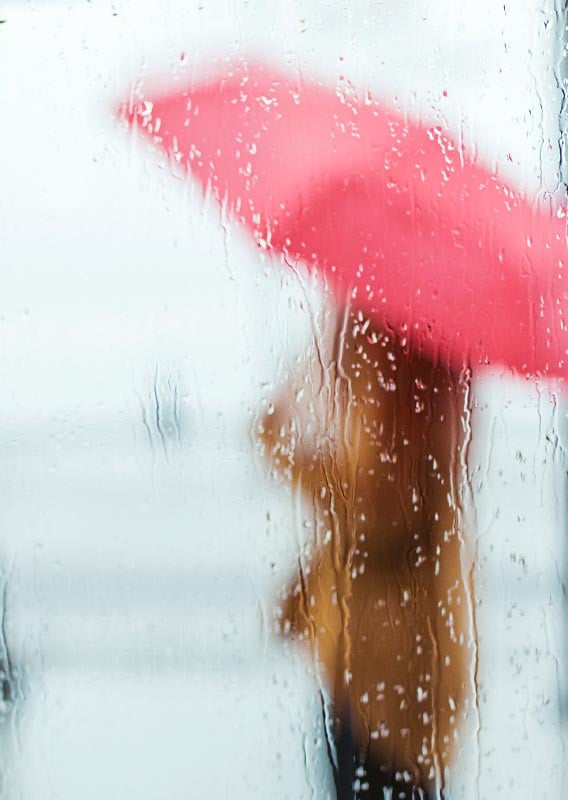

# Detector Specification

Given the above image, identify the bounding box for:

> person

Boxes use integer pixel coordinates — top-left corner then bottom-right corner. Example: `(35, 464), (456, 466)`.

(127, 59), (564, 798)
(259, 305), (474, 799)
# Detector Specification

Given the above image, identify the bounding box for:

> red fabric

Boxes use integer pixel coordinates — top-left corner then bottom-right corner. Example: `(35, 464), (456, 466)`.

(124, 62), (568, 380)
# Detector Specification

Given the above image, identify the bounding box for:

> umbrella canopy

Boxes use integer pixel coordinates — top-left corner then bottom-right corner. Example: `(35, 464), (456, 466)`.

(124, 62), (568, 380)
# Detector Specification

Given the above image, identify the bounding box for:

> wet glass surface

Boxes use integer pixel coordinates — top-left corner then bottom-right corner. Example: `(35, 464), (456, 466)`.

(0, 1), (567, 798)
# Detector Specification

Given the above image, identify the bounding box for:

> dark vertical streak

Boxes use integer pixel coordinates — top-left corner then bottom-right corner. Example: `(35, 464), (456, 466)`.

(137, 392), (155, 461)
(458, 366), (481, 799)
(153, 366), (169, 461)
(0, 568), (15, 709)
(318, 688), (340, 797)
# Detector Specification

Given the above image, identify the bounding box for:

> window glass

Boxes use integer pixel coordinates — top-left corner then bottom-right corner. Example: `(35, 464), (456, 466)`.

(0, 2), (566, 798)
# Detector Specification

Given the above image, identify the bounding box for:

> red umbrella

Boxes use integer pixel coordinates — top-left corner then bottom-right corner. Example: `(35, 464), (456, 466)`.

(123, 61), (568, 380)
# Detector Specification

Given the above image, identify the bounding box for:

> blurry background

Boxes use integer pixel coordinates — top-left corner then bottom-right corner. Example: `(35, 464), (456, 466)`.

(0, 1), (567, 797)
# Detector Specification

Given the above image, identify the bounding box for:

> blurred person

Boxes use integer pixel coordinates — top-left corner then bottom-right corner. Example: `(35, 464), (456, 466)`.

(128, 59), (564, 800)
(259, 307), (473, 799)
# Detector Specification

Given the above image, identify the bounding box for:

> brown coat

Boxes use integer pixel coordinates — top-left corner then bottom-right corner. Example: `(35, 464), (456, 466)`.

(258, 308), (475, 798)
